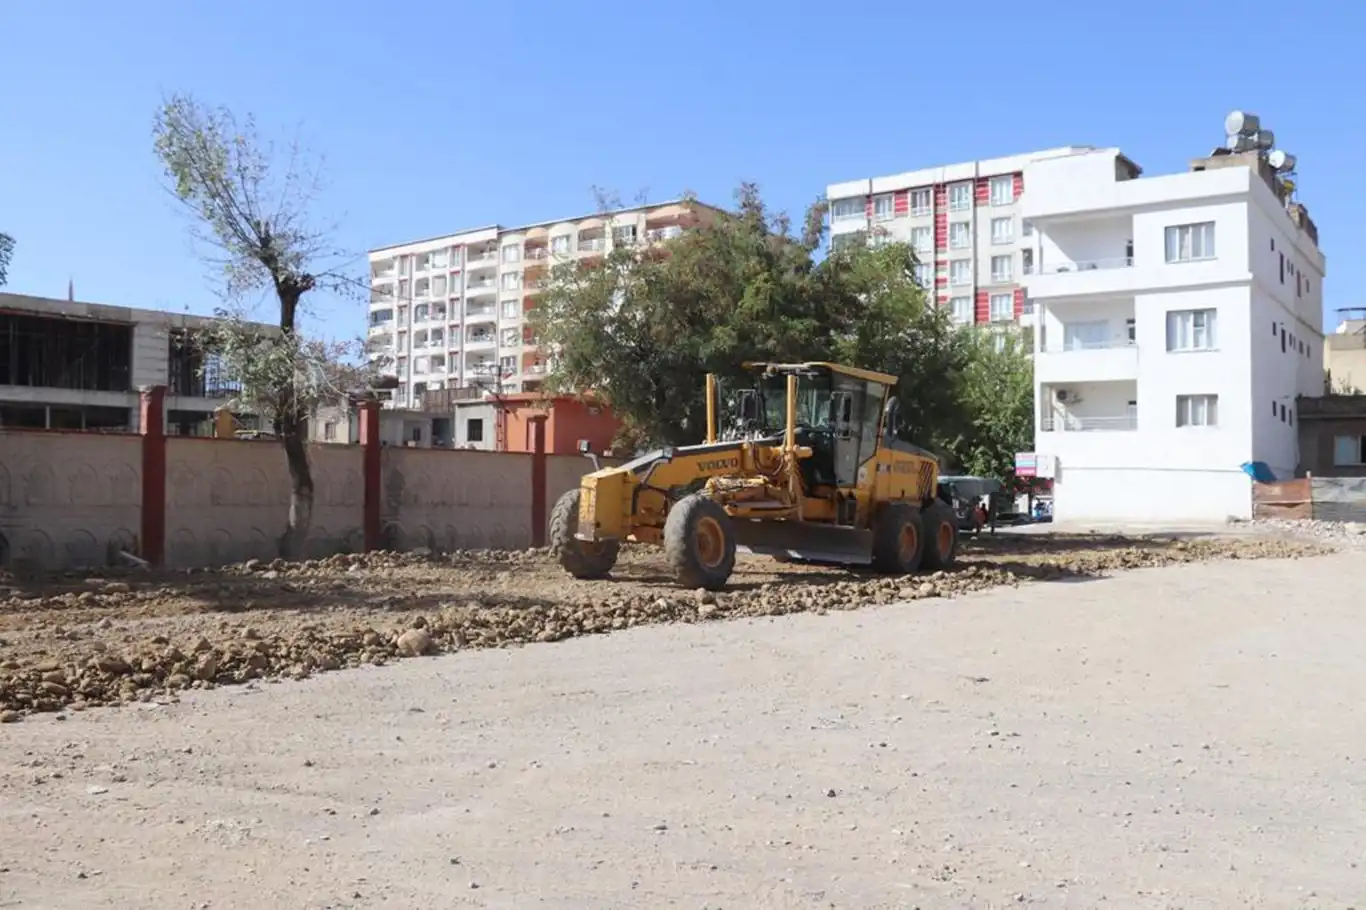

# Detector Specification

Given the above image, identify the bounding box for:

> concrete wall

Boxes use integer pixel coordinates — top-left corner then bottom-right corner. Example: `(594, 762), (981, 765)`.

(163, 438), (365, 566)
(0, 430), (142, 568)
(380, 447), (533, 551)
(1, 425), (606, 571)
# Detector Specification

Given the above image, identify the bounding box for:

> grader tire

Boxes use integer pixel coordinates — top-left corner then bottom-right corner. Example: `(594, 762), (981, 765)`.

(549, 488), (619, 580)
(664, 493), (736, 590)
(920, 498), (959, 571)
(871, 502), (925, 574)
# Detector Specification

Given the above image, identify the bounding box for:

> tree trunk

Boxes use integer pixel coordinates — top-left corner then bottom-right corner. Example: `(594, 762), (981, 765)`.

(278, 400), (314, 559)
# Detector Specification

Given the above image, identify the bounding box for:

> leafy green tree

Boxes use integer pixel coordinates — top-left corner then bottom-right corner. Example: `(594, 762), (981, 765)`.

(948, 330), (1035, 477)
(153, 94), (364, 558)
(0, 232), (13, 286)
(534, 182), (1034, 475)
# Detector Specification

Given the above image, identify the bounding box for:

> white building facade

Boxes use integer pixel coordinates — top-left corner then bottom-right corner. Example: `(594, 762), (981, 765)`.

(826, 147), (1098, 327)
(367, 201), (719, 409)
(1024, 147), (1325, 522)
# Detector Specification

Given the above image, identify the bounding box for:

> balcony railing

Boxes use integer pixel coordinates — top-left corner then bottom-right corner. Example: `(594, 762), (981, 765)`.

(578, 238), (606, 253)
(1041, 256), (1133, 274)
(1040, 414), (1137, 432)
(467, 251), (498, 266)
(525, 248), (550, 261)
(1043, 339), (1136, 353)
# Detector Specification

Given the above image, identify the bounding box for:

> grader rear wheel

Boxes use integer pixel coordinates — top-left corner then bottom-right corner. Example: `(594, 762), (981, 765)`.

(549, 488), (619, 579)
(920, 498), (959, 571)
(871, 502), (925, 574)
(664, 493), (737, 590)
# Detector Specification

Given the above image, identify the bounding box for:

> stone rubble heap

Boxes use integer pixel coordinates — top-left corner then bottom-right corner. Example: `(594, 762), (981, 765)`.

(0, 533), (1328, 721)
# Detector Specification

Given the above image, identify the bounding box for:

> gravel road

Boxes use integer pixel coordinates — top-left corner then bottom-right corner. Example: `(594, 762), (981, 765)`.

(2, 547), (1363, 909)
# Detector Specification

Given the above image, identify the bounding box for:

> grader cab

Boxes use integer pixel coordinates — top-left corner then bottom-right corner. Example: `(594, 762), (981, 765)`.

(549, 362), (958, 590)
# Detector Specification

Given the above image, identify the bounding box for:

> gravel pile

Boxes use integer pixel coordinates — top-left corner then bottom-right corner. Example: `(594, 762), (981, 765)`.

(1244, 518), (1366, 547)
(0, 533), (1328, 720)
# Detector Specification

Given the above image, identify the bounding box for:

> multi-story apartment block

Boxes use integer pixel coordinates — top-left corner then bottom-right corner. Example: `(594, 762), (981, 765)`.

(367, 200), (722, 410)
(0, 291), (272, 434)
(825, 147), (1097, 328)
(1023, 135), (1324, 522)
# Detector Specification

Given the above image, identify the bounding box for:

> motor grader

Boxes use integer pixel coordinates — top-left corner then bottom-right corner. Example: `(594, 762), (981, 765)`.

(548, 362), (958, 590)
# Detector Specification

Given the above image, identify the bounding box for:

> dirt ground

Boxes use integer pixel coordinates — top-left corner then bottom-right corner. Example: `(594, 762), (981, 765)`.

(0, 535), (1361, 909)
(0, 530), (1324, 717)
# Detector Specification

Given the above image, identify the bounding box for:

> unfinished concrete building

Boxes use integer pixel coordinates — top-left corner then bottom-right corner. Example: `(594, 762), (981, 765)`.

(0, 292), (272, 433)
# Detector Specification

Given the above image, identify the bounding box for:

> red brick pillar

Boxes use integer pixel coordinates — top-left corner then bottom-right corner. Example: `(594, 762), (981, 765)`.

(529, 415), (548, 547)
(138, 385), (167, 567)
(359, 400), (382, 551)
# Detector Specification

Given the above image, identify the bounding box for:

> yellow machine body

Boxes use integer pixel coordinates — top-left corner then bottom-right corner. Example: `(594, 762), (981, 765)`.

(555, 362), (952, 583)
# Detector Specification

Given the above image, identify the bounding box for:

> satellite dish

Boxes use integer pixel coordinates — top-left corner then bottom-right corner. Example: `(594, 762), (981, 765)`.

(1251, 129), (1276, 150)
(1226, 133), (1257, 152)
(1268, 149), (1297, 172)
(1225, 111), (1261, 135)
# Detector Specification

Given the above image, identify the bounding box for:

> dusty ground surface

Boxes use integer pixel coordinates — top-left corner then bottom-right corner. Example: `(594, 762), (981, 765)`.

(0, 531), (1325, 717)
(1, 542), (1363, 909)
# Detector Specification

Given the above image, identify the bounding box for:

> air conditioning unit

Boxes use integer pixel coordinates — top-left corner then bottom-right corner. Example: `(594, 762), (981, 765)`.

(1055, 389), (1071, 403)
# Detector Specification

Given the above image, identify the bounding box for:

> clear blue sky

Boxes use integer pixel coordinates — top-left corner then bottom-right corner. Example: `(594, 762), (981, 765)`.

(0, 1), (1356, 336)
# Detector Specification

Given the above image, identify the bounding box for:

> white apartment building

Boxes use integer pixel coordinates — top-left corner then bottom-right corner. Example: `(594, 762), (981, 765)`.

(367, 200), (721, 409)
(826, 147), (1099, 327)
(1024, 142), (1324, 522)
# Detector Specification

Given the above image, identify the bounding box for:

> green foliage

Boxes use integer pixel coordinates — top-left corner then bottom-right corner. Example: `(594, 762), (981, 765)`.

(532, 183), (1035, 473)
(193, 309), (368, 421)
(0, 232), (13, 286)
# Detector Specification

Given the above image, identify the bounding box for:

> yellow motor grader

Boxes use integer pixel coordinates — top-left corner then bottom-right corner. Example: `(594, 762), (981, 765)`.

(549, 362), (958, 590)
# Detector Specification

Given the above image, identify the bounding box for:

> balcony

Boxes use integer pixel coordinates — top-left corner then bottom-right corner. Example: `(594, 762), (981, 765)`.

(467, 279), (496, 297)
(466, 303), (496, 322)
(646, 226), (684, 244)
(524, 247), (550, 262)
(1039, 414), (1137, 432)
(1035, 338), (1139, 383)
(371, 260), (397, 280)
(577, 236), (606, 254)
(465, 333), (496, 351)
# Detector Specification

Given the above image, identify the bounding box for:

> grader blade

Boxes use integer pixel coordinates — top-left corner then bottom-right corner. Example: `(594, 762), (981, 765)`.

(731, 519), (875, 566)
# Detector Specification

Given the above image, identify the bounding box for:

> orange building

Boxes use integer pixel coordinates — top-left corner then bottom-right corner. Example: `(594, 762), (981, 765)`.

(498, 393), (621, 454)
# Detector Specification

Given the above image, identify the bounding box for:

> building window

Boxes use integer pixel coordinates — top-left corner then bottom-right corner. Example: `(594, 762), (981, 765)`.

(909, 189), (932, 216)
(1022, 219), (1033, 237)
(501, 244), (521, 263)
(501, 301), (519, 319)
(1334, 435), (1366, 466)
(990, 217), (1013, 244)
(612, 225), (638, 246)
(1126, 318), (1136, 343)
(1166, 309), (1217, 351)
(872, 195), (894, 222)
(949, 222), (971, 249)
(551, 235), (572, 256)
(950, 296), (973, 325)
(430, 249), (449, 269)
(831, 199), (864, 221)
(990, 255), (1012, 283)
(1021, 248), (1034, 275)
(1176, 394), (1218, 428)
(910, 226), (933, 254)
(501, 272), (521, 290)
(913, 262), (932, 288)
(431, 275), (447, 297)
(467, 418), (484, 443)
(989, 175), (1014, 206)
(500, 355), (518, 375)
(949, 182), (972, 212)
(323, 421), (337, 441)
(989, 293), (1013, 322)
(1164, 221), (1216, 263)
(950, 260), (972, 286)
(830, 232), (863, 253)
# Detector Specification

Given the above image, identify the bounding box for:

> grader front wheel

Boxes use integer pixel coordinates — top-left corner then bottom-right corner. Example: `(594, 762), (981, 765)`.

(871, 502), (925, 574)
(664, 493), (737, 590)
(921, 498), (959, 571)
(549, 488), (620, 579)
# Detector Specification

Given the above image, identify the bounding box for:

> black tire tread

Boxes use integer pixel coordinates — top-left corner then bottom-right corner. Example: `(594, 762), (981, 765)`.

(920, 498), (959, 571)
(549, 489), (619, 579)
(871, 501), (924, 574)
(663, 493), (736, 590)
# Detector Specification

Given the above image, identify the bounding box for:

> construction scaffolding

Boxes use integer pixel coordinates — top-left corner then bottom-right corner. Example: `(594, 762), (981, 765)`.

(0, 311), (132, 391)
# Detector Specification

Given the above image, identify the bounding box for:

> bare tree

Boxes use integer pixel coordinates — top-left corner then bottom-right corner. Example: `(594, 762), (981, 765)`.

(153, 93), (366, 558)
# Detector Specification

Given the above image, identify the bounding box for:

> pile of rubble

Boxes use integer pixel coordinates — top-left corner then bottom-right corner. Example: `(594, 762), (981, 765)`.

(0, 532), (1329, 720)
(1244, 518), (1366, 547)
